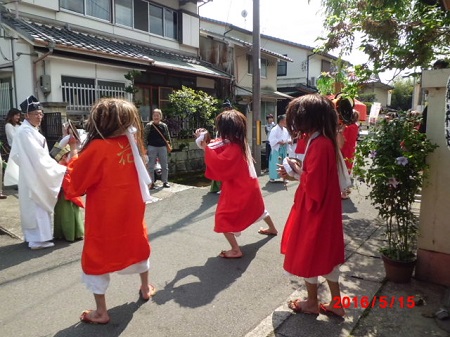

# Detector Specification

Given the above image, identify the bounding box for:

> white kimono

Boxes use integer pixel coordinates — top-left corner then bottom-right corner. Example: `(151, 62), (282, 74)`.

(4, 120), (66, 242)
(268, 124), (291, 180)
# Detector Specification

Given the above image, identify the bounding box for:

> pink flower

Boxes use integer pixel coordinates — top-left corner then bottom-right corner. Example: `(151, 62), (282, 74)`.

(396, 156), (408, 166)
(388, 177), (399, 188)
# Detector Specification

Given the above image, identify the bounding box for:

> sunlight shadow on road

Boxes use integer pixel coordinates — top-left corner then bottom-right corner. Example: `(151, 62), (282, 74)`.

(53, 301), (143, 337)
(153, 236), (275, 308)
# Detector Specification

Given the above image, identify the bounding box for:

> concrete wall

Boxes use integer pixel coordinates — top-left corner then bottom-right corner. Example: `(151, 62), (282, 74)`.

(415, 68), (450, 286)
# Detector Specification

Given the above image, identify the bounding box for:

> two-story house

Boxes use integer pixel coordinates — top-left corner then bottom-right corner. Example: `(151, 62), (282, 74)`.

(199, 17), (293, 144)
(0, 0), (230, 126)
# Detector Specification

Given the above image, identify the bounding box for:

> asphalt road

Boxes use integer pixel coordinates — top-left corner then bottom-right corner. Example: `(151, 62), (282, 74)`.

(0, 181), (305, 337)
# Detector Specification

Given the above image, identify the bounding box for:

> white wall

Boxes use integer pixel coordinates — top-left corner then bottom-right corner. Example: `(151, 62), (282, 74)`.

(33, 56), (130, 103)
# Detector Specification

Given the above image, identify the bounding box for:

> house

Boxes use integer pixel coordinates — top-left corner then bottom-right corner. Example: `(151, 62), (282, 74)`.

(200, 17), (294, 147)
(257, 35), (338, 114)
(359, 77), (393, 107)
(0, 0), (231, 128)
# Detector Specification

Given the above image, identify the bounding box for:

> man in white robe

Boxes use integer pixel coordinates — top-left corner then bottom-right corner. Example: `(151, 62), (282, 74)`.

(268, 114), (291, 181)
(4, 95), (66, 250)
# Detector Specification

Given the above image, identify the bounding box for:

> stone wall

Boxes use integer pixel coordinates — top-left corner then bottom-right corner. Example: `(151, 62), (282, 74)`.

(168, 140), (205, 176)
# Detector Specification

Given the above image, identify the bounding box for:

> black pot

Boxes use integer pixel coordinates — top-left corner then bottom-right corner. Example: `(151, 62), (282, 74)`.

(381, 254), (416, 283)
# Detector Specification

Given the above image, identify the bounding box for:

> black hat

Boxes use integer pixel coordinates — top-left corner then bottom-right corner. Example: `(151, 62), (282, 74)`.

(20, 95), (42, 113)
(266, 114), (274, 119)
(222, 99), (232, 108)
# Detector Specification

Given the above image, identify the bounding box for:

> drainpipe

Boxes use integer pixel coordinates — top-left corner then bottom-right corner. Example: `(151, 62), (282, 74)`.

(10, 37), (18, 107)
(33, 41), (55, 100)
(306, 53), (315, 87)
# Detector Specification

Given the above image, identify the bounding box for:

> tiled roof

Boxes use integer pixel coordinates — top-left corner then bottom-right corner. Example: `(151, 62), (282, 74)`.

(200, 28), (293, 62)
(0, 14), (231, 78)
(201, 16), (339, 62)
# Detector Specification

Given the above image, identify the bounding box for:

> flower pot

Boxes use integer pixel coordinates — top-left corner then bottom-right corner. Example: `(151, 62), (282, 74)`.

(381, 254), (416, 283)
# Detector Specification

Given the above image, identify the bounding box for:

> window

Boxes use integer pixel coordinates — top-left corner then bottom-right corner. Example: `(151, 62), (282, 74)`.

(164, 8), (178, 39)
(60, 0), (83, 14)
(149, 4), (163, 36)
(62, 76), (127, 114)
(277, 55), (287, 76)
(60, 0), (111, 21)
(134, 0), (149, 32)
(248, 56), (268, 78)
(60, 1), (179, 39)
(87, 0), (110, 20)
(150, 4), (178, 39)
(115, 0), (132, 27)
(321, 60), (331, 73)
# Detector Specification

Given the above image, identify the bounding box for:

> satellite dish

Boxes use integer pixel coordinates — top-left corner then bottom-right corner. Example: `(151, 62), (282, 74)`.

(241, 10), (248, 18)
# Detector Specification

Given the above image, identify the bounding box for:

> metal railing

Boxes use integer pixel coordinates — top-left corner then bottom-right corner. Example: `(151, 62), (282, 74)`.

(62, 83), (131, 115)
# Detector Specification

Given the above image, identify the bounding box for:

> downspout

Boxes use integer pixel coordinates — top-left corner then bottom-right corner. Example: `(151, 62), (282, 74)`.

(10, 37), (18, 107)
(306, 53), (315, 87)
(33, 41), (54, 100)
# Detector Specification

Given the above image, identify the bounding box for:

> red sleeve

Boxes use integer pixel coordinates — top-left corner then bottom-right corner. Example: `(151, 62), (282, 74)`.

(341, 124), (359, 159)
(205, 143), (246, 181)
(301, 138), (334, 212)
(295, 137), (307, 154)
(63, 143), (103, 199)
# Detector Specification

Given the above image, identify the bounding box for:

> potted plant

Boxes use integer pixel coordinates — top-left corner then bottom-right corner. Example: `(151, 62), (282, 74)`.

(353, 113), (438, 282)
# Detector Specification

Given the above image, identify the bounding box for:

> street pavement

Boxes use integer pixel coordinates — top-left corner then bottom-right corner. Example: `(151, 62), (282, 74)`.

(0, 176), (448, 337)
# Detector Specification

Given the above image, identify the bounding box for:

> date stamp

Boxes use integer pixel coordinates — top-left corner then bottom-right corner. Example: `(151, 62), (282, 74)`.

(333, 296), (416, 309)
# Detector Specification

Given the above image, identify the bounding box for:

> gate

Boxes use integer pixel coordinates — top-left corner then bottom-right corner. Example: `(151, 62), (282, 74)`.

(41, 112), (63, 150)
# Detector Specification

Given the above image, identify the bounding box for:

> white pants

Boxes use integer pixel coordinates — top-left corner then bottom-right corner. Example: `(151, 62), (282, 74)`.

(304, 265), (341, 284)
(82, 259), (150, 294)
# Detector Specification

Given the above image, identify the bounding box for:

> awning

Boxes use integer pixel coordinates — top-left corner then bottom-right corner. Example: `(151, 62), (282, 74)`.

(236, 87), (293, 100)
(150, 55), (231, 79)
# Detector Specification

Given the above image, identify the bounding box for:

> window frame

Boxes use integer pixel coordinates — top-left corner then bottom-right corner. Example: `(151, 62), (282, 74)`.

(248, 56), (268, 78)
(277, 55), (288, 76)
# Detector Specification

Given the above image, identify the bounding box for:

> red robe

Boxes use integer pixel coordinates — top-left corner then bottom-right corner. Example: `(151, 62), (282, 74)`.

(281, 136), (344, 277)
(64, 135), (150, 275)
(341, 123), (359, 171)
(204, 142), (265, 233)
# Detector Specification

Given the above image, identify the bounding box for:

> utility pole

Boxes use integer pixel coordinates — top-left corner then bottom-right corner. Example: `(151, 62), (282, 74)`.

(252, 0), (261, 175)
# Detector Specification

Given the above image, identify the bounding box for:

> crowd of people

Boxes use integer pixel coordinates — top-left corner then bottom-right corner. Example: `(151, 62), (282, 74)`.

(0, 92), (365, 323)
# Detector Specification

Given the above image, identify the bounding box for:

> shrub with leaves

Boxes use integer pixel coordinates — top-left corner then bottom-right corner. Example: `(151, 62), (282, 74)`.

(166, 86), (219, 139)
(353, 114), (438, 261)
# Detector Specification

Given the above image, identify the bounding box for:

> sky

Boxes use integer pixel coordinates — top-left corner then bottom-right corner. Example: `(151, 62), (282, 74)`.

(198, 0), (395, 83)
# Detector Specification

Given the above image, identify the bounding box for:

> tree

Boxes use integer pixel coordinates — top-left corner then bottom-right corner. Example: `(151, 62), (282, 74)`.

(319, 0), (450, 76)
(166, 86), (219, 139)
(390, 78), (414, 111)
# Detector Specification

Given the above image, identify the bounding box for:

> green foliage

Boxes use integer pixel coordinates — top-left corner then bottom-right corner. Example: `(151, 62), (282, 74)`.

(166, 86), (219, 139)
(316, 72), (335, 95)
(353, 114), (438, 261)
(315, 61), (371, 99)
(124, 70), (141, 107)
(319, 0), (450, 74)
(390, 78), (414, 111)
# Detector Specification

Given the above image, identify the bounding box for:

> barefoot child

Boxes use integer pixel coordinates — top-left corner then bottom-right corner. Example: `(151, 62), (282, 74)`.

(195, 109), (277, 259)
(279, 94), (346, 317)
(65, 98), (155, 324)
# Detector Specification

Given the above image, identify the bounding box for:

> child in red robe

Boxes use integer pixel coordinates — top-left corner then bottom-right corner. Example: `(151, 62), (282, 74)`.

(340, 111), (359, 199)
(279, 94), (346, 317)
(195, 109), (277, 259)
(65, 98), (155, 324)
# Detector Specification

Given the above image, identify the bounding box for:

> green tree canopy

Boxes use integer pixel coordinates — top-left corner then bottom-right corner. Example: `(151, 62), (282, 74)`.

(166, 86), (219, 138)
(319, 0), (450, 74)
(390, 77), (414, 111)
